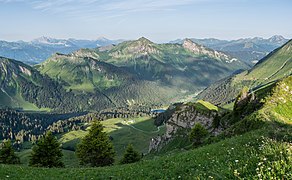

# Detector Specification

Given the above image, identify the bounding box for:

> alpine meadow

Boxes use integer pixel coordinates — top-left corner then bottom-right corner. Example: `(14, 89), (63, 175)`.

(0, 0), (291, 179)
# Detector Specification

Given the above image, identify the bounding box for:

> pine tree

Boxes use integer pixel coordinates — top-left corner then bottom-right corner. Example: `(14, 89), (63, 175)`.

(120, 144), (141, 164)
(0, 140), (20, 164)
(29, 131), (64, 168)
(76, 120), (115, 167)
(189, 123), (208, 145)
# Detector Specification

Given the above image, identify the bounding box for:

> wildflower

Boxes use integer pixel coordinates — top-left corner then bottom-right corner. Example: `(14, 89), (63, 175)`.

(231, 148), (234, 150)
(268, 167), (271, 170)
(263, 158), (267, 161)
(235, 160), (239, 163)
(233, 169), (240, 176)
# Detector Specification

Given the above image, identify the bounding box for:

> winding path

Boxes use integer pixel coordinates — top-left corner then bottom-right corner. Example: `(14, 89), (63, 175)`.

(124, 121), (165, 134)
(266, 58), (290, 80)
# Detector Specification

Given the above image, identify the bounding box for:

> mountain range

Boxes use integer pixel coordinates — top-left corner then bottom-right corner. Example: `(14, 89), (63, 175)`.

(0, 37), (123, 65)
(0, 37), (248, 111)
(0, 35), (288, 66)
(170, 35), (289, 65)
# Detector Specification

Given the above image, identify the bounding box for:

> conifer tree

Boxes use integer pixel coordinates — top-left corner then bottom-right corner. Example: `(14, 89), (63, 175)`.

(76, 120), (115, 167)
(189, 123), (208, 145)
(0, 140), (20, 164)
(120, 144), (141, 164)
(29, 131), (64, 168)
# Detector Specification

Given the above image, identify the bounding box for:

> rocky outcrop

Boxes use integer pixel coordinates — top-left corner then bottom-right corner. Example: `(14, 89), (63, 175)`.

(183, 39), (237, 63)
(149, 104), (221, 152)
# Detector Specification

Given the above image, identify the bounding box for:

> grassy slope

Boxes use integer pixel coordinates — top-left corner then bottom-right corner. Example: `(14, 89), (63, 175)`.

(198, 40), (292, 105)
(60, 117), (165, 161)
(15, 117), (165, 168)
(16, 149), (79, 168)
(37, 55), (126, 92)
(0, 58), (42, 110)
(0, 91), (46, 111)
(2, 77), (291, 179)
(2, 126), (291, 179)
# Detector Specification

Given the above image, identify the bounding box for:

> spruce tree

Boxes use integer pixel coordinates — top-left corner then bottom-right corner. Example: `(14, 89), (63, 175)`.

(189, 123), (208, 145)
(76, 120), (115, 167)
(0, 140), (20, 164)
(29, 131), (64, 168)
(120, 144), (141, 164)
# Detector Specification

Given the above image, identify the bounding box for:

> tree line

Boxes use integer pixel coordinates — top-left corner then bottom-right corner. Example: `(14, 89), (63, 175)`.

(0, 105), (163, 147)
(0, 121), (141, 167)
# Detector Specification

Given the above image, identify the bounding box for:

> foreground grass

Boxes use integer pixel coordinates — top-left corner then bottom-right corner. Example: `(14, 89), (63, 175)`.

(2, 126), (291, 179)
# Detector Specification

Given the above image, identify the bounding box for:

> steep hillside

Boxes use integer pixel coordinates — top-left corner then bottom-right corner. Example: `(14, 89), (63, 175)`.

(36, 53), (135, 92)
(0, 57), (115, 112)
(0, 57), (179, 112)
(103, 38), (247, 87)
(171, 35), (289, 64)
(198, 40), (292, 105)
(149, 100), (221, 153)
(150, 75), (292, 153)
(0, 57), (53, 110)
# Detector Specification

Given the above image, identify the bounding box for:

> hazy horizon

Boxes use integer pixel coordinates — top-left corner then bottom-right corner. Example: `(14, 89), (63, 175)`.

(1, 0), (292, 42)
(0, 34), (290, 44)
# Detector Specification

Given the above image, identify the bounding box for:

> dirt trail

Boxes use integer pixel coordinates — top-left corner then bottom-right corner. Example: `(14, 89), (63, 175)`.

(125, 121), (164, 134)
(267, 58), (290, 80)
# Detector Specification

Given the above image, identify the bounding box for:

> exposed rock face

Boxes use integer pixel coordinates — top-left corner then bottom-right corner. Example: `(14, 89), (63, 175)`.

(72, 49), (100, 59)
(149, 104), (220, 152)
(183, 39), (237, 63)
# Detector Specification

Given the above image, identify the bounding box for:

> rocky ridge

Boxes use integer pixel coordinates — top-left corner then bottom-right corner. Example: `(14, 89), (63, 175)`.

(149, 103), (221, 152)
(182, 39), (238, 63)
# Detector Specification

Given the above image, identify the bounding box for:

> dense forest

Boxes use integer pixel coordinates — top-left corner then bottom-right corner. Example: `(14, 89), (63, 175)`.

(0, 104), (164, 146)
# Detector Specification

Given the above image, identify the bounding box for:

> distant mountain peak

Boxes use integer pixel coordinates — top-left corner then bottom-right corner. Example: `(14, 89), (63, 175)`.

(109, 37), (158, 58)
(182, 38), (236, 62)
(268, 35), (286, 43)
(136, 37), (153, 44)
(95, 37), (110, 42)
(182, 38), (203, 50)
(32, 36), (54, 43)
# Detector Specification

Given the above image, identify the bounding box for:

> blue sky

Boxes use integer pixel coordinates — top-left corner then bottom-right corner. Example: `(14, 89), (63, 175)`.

(0, 0), (291, 42)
